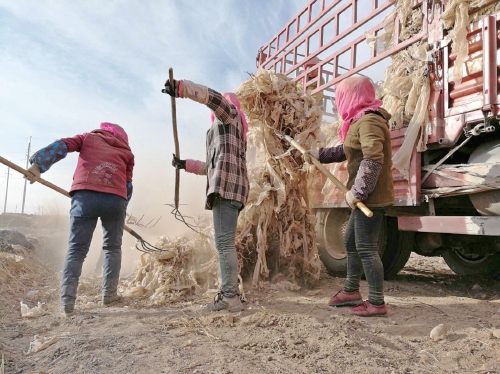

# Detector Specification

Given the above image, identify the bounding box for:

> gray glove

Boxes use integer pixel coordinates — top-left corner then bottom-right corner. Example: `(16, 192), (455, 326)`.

(26, 164), (41, 184)
(303, 149), (319, 164)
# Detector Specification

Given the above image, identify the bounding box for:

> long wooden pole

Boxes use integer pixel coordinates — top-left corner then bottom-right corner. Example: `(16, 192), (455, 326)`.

(284, 136), (373, 218)
(169, 68), (180, 210)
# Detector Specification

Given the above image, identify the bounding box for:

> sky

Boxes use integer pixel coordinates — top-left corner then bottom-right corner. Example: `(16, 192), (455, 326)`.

(0, 0), (306, 237)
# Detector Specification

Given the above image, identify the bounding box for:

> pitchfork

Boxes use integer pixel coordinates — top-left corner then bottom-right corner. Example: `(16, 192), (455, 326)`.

(162, 68), (210, 237)
(0, 155), (162, 253)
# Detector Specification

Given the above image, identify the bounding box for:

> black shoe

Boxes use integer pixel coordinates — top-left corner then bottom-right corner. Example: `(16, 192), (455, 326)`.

(60, 304), (75, 317)
(102, 294), (123, 306)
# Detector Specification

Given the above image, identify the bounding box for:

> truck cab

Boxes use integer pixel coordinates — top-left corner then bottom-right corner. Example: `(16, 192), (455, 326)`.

(256, 0), (500, 278)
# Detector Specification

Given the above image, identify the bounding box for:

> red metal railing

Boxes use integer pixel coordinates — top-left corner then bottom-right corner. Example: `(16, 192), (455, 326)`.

(257, 0), (427, 98)
(258, 0), (500, 208)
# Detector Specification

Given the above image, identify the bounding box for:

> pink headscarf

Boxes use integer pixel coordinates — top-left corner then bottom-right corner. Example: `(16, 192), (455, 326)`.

(335, 77), (382, 143)
(303, 56), (320, 69)
(210, 92), (248, 140)
(100, 122), (129, 144)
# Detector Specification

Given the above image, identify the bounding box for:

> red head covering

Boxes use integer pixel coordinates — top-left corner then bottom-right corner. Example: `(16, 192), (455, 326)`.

(210, 92), (248, 140)
(303, 56), (320, 68)
(304, 56), (320, 78)
(335, 77), (382, 143)
(100, 122), (129, 144)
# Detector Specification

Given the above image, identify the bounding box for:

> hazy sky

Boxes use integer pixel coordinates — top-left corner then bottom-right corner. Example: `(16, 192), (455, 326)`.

(0, 0), (306, 236)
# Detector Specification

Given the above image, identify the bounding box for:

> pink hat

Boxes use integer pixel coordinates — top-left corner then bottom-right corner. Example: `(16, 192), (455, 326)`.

(100, 122), (129, 144)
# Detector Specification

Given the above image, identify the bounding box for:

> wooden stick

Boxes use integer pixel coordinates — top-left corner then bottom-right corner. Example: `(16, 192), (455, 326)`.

(0, 155), (140, 237)
(169, 68), (180, 210)
(284, 136), (373, 218)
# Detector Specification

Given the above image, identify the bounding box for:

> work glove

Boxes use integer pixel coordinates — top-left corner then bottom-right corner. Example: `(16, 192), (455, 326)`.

(172, 154), (186, 169)
(345, 190), (360, 210)
(26, 164), (41, 184)
(303, 149), (319, 164)
(162, 79), (179, 97)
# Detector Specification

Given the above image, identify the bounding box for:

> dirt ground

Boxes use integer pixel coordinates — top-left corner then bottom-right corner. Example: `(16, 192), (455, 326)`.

(1, 215), (500, 374)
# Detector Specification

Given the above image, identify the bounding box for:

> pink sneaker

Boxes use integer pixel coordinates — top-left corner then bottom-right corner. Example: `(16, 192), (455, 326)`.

(349, 301), (387, 317)
(328, 290), (362, 307)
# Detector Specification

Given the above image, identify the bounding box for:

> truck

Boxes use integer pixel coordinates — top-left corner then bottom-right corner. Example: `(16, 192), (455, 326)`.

(255, 0), (500, 279)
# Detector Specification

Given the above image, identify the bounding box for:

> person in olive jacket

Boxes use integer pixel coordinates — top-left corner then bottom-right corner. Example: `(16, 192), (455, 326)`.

(26, 123), (134, 316)
(305, 76), (394, 316)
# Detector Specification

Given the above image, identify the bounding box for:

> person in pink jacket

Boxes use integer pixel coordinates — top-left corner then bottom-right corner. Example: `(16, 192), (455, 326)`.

(27, 122), (134, 317)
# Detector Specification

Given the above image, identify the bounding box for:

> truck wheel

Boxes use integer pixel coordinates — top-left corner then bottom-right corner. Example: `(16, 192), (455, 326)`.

(382, 217), (413, 280)
(316, 209), (415, 279)
(316, 209), (350, 277)
(442, 248), (500, 279)
(316, 211), (411, 279)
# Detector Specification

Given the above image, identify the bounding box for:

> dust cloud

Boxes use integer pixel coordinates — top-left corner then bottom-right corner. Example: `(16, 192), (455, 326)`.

(31, 161), (211, 278)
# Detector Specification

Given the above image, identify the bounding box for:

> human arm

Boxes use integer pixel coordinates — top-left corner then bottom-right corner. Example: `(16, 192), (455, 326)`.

(29, 139), (70, 174)
(163, 79), (238, 125)
(186, 159), (207, 175)
(350, 120), (385, 201)
(126, 182), (133, 202)
(172, 154), (206, 175)
(317, 144), (346, 164)
(126, 155), (134, 184)
(126, 155), (134, 201)
(27, 138), (74, 184)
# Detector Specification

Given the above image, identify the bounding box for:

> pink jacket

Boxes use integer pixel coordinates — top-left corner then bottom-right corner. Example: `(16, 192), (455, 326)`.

(61, 129), (134, 200)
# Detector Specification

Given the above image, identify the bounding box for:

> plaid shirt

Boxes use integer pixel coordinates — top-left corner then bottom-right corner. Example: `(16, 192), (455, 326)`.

(204, 89), (249, 210)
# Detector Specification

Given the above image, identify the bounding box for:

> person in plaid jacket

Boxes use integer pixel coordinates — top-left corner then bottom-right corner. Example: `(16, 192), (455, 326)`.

(164, 78), (249, 312)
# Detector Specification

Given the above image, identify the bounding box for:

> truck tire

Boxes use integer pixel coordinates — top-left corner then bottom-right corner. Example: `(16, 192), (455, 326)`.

(316, 209), (350, 277)
(316, 210), (410, 279)
(382, 217), (413, 280)
(442, 249), (500, 279)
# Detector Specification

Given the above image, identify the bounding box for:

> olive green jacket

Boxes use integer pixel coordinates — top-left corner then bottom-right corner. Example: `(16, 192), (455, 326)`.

(344, 108), (395, 207)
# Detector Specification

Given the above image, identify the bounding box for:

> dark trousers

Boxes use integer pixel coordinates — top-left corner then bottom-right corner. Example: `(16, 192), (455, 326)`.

(343, 208), (385, 305)
(212, 195), (242, 298)
(60, 190), (127, 306)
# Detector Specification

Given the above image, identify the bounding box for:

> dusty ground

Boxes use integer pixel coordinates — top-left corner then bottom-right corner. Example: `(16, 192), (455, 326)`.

(1, 215), (500, 374)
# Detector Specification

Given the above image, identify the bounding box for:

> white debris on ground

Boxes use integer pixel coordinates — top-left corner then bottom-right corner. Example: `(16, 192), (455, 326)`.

(1, 242), (56, 316)
(235, 68), (324, 287)
(20, 301), (46, 318)
(122, 230), (221, 305)
(25, 335), (59, 355)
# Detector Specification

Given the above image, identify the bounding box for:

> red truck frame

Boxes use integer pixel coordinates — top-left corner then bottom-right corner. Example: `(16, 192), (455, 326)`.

(256, 0), (500, 278)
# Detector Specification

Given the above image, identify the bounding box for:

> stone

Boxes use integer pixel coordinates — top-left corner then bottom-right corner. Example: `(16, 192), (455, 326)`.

(471, 284), (482, 292)
(430, 324), (448, 341)
(492, 329), (500, 339)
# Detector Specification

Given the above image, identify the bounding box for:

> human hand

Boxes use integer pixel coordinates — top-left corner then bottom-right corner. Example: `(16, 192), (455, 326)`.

(345, 190), (360, 210)
(303, 149), (319, 164)
(162, 79), (178, 97)
(26, 164), (41, 184)
(172, 154), (186, 169)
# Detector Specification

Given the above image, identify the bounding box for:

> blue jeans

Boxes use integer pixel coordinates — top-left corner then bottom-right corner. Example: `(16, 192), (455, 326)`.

(212, 195), (242, 298)
(343, 209), (385, 305)
(61, 190), (127, 306)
